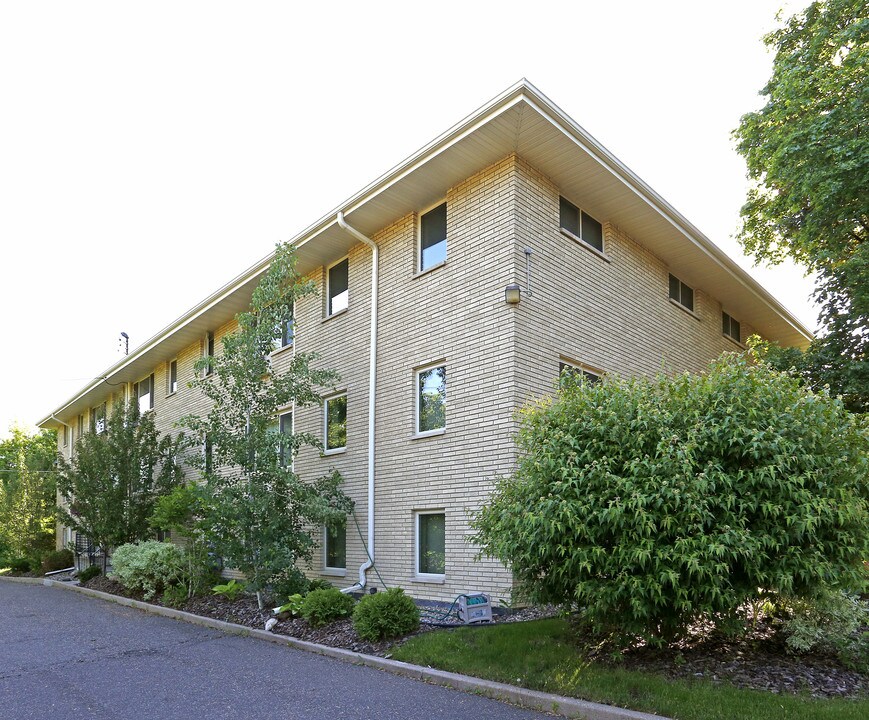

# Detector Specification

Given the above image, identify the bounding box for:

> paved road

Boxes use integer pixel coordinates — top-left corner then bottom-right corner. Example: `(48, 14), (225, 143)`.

(0, 582), (552, 720)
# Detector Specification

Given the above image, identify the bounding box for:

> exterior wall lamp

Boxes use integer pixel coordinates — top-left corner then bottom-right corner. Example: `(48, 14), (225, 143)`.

(504, 283), (522, 304)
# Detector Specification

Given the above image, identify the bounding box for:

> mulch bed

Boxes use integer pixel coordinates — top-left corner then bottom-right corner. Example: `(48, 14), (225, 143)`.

(77, 575), (867, 699)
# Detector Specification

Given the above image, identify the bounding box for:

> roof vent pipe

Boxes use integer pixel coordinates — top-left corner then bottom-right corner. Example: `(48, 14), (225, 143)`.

(336, 211), (378, 592)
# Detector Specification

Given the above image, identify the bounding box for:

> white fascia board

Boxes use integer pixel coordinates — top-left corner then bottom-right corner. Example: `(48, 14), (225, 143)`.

(518, 85), (813, 344)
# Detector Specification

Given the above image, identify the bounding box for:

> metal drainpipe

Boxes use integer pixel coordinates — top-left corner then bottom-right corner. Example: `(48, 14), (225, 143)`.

(336, 211), (378, 592)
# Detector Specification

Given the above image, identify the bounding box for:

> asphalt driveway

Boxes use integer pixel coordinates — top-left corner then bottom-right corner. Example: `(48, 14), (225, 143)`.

(0, 581), (552, 720)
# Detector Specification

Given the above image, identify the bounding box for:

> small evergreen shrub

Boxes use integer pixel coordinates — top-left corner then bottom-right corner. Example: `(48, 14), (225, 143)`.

(110, 541), (186, 600)
(301, 587), (355, 626)
(41, 549), (74, 574)
(9, 557), (32, 573)
(212, 579), (246, 601)
(78, 566), (102, 583)
(353, 588), (420, 641)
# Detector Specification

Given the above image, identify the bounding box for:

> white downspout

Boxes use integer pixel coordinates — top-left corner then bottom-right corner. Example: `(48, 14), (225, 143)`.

(336, 211), (377, 592)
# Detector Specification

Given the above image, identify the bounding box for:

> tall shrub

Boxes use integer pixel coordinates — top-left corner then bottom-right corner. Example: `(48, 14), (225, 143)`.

(472, 353), (869, 643)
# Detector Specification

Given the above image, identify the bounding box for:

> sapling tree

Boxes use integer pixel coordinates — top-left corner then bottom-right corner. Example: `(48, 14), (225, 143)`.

(471, 353), (869, 645)
(182, 242), (352, 607)
(57, 400), (185, 567)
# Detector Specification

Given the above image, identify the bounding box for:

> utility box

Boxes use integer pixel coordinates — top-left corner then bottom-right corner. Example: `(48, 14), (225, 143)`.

(458, 593), (492, 624)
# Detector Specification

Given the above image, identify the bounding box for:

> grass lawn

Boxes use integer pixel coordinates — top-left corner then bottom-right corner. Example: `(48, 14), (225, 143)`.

(391, 618), (867, 720)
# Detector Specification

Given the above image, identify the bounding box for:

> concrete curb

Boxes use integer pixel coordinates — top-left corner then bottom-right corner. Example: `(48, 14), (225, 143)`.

(2, 575), (668, 720)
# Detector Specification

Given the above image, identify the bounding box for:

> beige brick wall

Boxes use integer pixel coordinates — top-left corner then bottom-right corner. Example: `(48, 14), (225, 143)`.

(511, 156), (759, 405)
(54, 152), (767, 601)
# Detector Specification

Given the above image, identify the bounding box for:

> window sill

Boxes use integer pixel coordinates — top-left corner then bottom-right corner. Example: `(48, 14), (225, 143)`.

(723, 334), (746, 349)
(321, 568), (346, 577)
(269, 343), (294, 357)
(322, 308), (349, 323)
(411, 428), (446, 440)
(411, 575), (446, 585)
(413, 260), (446, 279)
(322, 447), (347, 456)
(559, 228), (611, 263)
(165, 391), (177, 399)
(669, 297), (700, 320)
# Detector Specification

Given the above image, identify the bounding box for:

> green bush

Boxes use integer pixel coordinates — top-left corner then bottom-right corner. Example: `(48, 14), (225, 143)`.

(78, 565), (102, 583)
(162, 583), (189, 609)
(781, 591), (869, 672)
(41, 549), (74, 574)
(353, 588), (420, 641)
(110, 541), (186, 600)
(301, 587), (355, 627)
(472, 353), (869, 644)
(9, 557), (32, 573)
(268, 566), (310, 602)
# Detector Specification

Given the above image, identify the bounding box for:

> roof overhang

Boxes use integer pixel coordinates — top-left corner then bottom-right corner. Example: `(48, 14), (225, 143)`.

(38, 80), (812, 428)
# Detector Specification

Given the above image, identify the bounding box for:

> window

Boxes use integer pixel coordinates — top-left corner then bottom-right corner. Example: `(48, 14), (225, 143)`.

(90, 403), (107, 434)
(327, 259), (349, 316)
(135, 375), (155, 413)
(416, 364), (446, 434)
(204, 434), (213, 475)
(324, 521), (346, 571)
(722, 312), (741, 343)
(324, 394), (347, 453)
(416, 511), (445, 577)
(203, 332), (215, 376)
(559, 196), (603, 252)
(168, 359), (178, 395)
(559, 361), (600, 385)
(279, 411), (293, 466)
(62, 424), (68, 447)
(668, 273), (694, 312)
(419, 202), (447, 272)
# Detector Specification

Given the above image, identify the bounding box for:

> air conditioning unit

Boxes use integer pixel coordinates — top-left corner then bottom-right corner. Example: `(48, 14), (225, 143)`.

(457, 593), (492, 624)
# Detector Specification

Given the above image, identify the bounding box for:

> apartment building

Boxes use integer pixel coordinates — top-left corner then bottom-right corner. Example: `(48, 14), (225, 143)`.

(38, 81), (811, 601)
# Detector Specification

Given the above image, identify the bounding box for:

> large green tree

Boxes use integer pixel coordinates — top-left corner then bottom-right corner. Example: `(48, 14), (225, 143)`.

(734, 0), (868, 411)
(57, 400), (184, 563)
(182, 243), (352, 607)
(0, 426), (57, 560)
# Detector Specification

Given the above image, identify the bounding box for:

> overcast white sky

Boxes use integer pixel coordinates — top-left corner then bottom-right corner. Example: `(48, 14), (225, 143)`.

(0, 0), (815, 438)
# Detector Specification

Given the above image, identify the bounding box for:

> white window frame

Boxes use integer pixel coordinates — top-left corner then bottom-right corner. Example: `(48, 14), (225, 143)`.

(167, 359), (178, 395)
(323, 392), (347, 455)
(135, 374), (154, 414)
(414, 510), (446, 581)
(668, 273), (696, 314)
(722, 311), (743, 345)
(416, 199), (447, 274)
(558, 358), (602, 384)
(414, 362), (446, 437)
(322, 522), (347, 576)
(559, 195), (606, 257)
(202, 331), (215, 377)
(326, 257), (349, 317)
(278, 409), (293, 468)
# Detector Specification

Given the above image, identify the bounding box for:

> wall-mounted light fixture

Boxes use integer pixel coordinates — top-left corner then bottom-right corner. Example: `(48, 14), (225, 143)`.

(504, 283), (521, 304)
